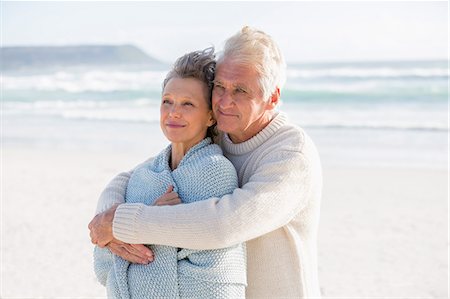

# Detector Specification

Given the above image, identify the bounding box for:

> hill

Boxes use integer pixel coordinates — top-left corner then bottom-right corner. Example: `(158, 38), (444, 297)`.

(0, 44), (165, 70)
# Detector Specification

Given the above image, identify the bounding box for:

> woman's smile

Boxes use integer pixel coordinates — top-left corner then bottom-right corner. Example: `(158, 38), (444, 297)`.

(165, 122), (186, 128)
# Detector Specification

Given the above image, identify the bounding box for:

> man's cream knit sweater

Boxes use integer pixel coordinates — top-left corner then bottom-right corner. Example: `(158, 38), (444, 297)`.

(96, 112), (322, 298)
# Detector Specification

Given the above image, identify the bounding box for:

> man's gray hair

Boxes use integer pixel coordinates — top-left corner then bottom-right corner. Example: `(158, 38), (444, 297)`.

(217, 26), (286, 101)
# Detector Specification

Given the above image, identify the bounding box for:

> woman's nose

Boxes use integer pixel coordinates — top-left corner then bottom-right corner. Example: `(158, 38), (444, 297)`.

(169, 104), (181, 117)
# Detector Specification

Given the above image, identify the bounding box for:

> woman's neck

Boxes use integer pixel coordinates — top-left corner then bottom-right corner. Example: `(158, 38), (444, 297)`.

(170, 144), (186, 170)
(170, 136), (209, 170)
(169, 141), (198, 170)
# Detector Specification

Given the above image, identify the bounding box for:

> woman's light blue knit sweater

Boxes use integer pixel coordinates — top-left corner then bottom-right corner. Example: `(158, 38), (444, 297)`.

(94, 138), (246, 299)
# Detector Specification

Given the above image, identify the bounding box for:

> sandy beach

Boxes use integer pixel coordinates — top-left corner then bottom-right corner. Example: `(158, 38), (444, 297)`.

(2, 140), (447, 298)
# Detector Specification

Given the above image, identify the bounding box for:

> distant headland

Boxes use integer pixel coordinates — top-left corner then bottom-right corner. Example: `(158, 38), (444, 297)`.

(0, 44), (166, 70)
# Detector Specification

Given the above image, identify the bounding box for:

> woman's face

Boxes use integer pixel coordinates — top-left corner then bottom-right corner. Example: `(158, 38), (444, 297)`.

(160, 77), (214, 150)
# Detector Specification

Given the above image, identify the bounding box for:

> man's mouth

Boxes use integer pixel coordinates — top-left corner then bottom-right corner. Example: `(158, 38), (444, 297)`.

(217, 110), (237, 117)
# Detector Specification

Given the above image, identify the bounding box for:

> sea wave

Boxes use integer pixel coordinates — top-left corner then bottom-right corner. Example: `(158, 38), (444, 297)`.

(3, 65), (448, 93)
(286, 67), (449, 79)
(298, 122), (448, 132)
(3, 97), (156, 109)
(2, 70), (167, 92)
(3, 97), (161, 123)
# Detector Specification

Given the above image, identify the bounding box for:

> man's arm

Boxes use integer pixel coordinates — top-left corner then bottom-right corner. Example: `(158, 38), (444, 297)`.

(89, 186), (180, 247)
(111, 149), (321, 250)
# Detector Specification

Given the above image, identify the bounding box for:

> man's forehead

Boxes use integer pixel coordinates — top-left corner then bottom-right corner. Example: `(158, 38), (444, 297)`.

(217, 58), (255, 71)
(215, 61), (258, 85)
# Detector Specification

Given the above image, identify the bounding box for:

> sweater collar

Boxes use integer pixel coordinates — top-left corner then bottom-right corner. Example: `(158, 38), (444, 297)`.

(161, 137), (212, 171)
(221, 112), (287, 155)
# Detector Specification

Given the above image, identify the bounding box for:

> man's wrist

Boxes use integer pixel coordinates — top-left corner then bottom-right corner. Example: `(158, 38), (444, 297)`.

(106, 204), (120, 238)
(113, 203), (145, 244)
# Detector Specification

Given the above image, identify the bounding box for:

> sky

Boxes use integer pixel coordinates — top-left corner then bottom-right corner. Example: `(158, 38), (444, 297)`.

(2, 1), (448, 64)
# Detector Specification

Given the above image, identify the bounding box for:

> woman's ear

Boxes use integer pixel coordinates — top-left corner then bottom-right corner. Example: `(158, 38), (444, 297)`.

(207, 111), (216, 127)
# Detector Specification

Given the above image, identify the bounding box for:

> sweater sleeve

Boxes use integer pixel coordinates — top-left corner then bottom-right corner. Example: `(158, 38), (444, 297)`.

(95, 171), (131, 215)
(93, 246), (113, 286)
(94, 157), (155, 215)
(113, 149), (318, 249)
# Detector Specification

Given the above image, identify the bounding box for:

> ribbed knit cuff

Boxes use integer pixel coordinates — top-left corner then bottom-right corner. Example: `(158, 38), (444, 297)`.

(112, 203), (145, 244)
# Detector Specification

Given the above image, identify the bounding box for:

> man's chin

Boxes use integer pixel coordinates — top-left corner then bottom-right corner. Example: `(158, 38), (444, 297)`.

(217, 121), (232, 132)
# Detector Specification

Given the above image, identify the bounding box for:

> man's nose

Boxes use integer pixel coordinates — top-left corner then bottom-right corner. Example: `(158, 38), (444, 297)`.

(216, 91), (234, 109)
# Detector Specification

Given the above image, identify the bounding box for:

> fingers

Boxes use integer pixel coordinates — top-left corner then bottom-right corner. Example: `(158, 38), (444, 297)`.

(154, 186), (181, 206)
(108, 243), (144, 264)
(154, 197), (181, 206)
(165, 185), (174, 193)
(107, 240), (154, 264)
(90, 229), (99, 246)
(89, 215), (99, 245)
(127, 244), (154, 261)
(130, 244), (154, 259)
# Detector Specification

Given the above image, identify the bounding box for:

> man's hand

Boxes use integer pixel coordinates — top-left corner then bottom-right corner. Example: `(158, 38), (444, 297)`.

(88, 204), (119, 247)
(89, 184), (179, 264)
(107, 238), (154, 264)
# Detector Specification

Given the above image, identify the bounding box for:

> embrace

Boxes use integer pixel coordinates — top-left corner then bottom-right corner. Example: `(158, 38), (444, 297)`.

(89, 26), (322, 299)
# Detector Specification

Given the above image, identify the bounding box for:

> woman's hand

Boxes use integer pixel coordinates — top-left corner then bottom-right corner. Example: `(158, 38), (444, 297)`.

(153, 185), (182, 206)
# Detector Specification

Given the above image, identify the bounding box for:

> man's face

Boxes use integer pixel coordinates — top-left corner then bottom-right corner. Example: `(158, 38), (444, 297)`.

(212, 58), (274, 143)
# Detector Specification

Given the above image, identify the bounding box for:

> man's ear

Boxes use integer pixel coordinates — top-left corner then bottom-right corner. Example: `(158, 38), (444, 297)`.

(267, 87), (280, 110)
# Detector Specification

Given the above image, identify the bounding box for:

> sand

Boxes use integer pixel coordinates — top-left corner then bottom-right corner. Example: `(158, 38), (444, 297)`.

(1, 145), (448, 298)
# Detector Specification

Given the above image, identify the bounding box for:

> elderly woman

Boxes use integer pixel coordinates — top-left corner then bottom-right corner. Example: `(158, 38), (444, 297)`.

(93, 48), (246, 298)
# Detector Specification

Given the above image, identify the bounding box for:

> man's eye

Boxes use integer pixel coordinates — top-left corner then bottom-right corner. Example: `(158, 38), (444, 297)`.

(213, 84), (225, 95)
(162, 99), (171, 104)
(183, 102), (194, 106)
(236, 87), (247, 93)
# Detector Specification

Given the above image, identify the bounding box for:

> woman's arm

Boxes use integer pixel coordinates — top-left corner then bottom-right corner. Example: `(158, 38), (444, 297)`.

(91, 157), (158, 264)
(95, 157), (155, 215)
(93, 246), (113, 286)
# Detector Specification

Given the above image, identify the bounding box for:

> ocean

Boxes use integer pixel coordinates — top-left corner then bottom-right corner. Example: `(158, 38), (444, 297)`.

(2, 60), (448, 169)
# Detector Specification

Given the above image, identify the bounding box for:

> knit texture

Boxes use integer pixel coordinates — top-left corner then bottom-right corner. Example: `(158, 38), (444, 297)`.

(94, 138), (246, 299)
(99, 112), (322, 298)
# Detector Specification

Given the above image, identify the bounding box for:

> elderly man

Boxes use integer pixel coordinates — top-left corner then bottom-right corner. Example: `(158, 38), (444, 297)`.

(89, 26), (322, 298)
